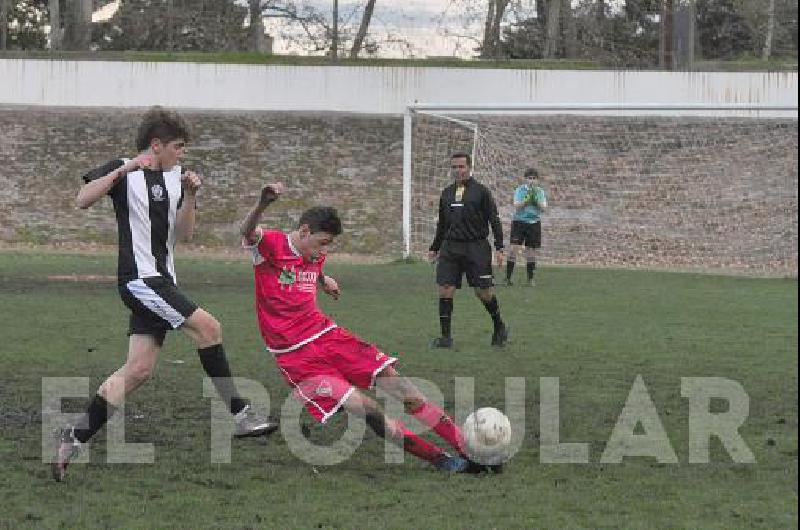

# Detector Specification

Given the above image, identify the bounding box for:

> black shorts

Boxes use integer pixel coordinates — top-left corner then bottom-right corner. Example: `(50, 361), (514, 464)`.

(509, 221), (541, 248)
(436, 240), (494, 289)
(118, 276), (198, 346)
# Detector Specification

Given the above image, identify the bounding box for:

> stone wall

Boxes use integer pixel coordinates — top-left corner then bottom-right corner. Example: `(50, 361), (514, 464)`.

(0, 107), (404, 255)
(0, 107), (796, 274)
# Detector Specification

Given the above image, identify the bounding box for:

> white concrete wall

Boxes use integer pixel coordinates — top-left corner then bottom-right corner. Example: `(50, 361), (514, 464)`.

(0, 59), (797, 114)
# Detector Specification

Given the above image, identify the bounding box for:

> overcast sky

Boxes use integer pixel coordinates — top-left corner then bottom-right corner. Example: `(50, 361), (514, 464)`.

(265, 0), (513, 58)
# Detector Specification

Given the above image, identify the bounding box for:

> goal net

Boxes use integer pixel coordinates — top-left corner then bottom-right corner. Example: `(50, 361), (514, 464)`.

(403, 104), (798, 276)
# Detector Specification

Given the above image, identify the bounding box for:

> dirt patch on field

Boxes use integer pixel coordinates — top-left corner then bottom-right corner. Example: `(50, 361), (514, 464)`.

(46, 275), (117, 283)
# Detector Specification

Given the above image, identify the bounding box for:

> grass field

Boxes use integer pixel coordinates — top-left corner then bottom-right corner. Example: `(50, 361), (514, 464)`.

(0, 250), (797, 529)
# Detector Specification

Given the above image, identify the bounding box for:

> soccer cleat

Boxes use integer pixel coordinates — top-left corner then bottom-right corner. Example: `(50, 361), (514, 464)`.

(488, 464), (505, 474)
(435, 454), (470, 473)
(463, 460), (505, 474)
(430, 337), (454, 349)
(491, 324), (509, 347)
(504, 278), (513, 286)
(233, 405), (279, 438)
(52, 426), (81, 482)
(526, 278), (536, 287)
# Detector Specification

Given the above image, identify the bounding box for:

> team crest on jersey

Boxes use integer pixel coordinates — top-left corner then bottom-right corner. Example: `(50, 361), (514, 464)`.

(150, 184), (165, 202)
(278, 266), (297, 287)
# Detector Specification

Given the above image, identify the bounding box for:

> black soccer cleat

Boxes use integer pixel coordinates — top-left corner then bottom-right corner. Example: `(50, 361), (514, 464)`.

(488, 464), (504, 474)
(462, 459), (505, 474)
(430, 337), (454, 349)
(491, 324), (509, 347)
(52, 426), (81, 482)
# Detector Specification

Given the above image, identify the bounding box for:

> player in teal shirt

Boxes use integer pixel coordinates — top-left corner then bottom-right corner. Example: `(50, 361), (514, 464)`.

(506, 168), (548, 286)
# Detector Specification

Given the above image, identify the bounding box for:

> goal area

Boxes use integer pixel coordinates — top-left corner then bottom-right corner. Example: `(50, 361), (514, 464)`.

(402, 104), (798, 275)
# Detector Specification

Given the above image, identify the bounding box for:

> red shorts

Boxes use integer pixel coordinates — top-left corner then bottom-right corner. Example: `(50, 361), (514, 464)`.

(275, 327), (397, 423)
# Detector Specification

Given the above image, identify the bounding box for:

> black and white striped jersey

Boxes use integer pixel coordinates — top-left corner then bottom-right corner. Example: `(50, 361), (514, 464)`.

(82, 159), (187, 285)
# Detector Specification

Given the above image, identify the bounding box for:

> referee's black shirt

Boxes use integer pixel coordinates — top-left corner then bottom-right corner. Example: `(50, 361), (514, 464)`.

(430, 177), (504, 252)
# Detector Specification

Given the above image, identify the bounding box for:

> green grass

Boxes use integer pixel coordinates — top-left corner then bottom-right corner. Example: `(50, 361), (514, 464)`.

(0, 251), (796, 529)
(2, 50), (796, 71)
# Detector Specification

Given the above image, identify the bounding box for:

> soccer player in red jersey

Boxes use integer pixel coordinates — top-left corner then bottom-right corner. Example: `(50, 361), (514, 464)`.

(240, 183), (485, 473)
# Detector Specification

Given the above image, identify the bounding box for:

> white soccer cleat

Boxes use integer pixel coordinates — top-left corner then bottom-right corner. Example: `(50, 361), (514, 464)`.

(233, 405), (279, 438)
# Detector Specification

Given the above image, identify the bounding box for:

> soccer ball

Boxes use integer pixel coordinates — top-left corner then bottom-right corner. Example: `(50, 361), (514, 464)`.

(462, 407), (513, 465)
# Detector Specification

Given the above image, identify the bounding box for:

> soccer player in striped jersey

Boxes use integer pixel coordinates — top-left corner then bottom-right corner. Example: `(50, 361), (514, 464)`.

(52, 107), (276, 482)
(240, 183), (493, 473)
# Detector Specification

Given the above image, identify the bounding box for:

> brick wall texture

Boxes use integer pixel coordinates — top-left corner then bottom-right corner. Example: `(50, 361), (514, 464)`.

(1, 107), (796, 275)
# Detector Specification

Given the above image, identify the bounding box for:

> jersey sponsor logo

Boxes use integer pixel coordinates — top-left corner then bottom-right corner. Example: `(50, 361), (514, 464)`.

(278, 265), (319, 293)
(150, 184), (165, 202)
(277, 265), (318, 293)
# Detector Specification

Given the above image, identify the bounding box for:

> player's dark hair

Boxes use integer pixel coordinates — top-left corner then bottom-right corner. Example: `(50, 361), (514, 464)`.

(524, 168), (539, 179)
(451, 152), (472, 167)
(135, 106), (191, 152)
(299, 207), (343, 236)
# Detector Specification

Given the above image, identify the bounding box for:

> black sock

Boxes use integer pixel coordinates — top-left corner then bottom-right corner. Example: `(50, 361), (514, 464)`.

(506, 260), (515, 280)
(73, 394), (116, 444)
(439, 298), (453, 338)
(198, 344), (248, 414)
(482, 296), (504, 330)
(527, 261), (536, 280)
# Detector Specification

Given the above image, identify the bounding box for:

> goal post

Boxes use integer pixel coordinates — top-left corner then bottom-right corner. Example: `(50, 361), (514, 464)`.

(402, 103), (798, 275)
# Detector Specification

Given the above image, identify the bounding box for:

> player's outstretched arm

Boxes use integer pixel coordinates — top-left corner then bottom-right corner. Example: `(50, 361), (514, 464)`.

(176, 170), (201, 243)
(76, 153), (152, 209)
(239, 183), (285, 245)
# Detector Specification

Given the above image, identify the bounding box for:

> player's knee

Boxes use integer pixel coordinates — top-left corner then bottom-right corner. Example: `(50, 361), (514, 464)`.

(439, 286), (456, 297)
(126, 361), (154, 385)
(200, 316), (222, 345)
(475, 288), (493, 301)
(403, 397), (424, 414)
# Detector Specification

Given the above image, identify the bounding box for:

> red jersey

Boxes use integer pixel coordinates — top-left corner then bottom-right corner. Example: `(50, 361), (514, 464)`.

(245, 228), (337, 353)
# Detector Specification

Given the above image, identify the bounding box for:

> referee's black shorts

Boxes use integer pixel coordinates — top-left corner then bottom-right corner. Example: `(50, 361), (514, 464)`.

(118, 276), (198, 346)
(435, 240), (494, 289)
(509, 220), (542, 249)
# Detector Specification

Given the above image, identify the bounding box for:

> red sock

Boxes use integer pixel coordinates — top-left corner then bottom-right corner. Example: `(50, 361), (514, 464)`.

(409, 402), (466, 457)
(396, 425), (446, 464)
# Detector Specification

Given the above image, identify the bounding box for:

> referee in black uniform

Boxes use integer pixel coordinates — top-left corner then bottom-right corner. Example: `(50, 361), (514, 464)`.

(428, 152), (508, 348)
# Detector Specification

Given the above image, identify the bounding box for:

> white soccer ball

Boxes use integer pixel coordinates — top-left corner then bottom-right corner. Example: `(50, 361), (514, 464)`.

(462, 407), (513, 465)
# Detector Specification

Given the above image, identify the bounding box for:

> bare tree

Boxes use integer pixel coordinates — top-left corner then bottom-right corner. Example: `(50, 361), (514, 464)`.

(762, 0), (776, 59)
(662, 0), (675, 69)
(561, 0), (577, 58)
(331, 0), (338, 60)
(249, 0), (268, 52)
(543, 0), (561, 58)
(49, 0), (62, 50)
(350, 0), (376, 58)
(63, 0), (92, 50)
(0, 0), (7, 50)
(482, 0), (511, 58)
